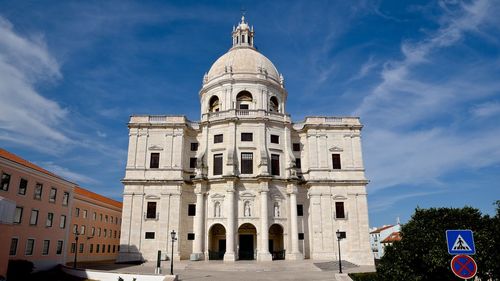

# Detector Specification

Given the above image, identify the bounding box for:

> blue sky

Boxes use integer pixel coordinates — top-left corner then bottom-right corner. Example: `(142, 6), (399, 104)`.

(1, 0), (499, 227)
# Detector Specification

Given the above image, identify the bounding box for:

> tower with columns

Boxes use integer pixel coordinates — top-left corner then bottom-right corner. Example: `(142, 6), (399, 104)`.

(118, 16), (374, 266)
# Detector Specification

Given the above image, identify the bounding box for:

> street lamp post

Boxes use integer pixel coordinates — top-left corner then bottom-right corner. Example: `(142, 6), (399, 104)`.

(336, 229), (344, 274)
(170, 230), (177, 275)
(73, 229), (80, 269)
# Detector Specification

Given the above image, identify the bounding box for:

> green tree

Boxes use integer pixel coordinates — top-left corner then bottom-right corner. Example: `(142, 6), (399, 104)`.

(377, 203), (499, 281)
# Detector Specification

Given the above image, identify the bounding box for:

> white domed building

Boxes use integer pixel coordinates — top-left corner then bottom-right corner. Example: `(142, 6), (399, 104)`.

(118, 16), (373, 266)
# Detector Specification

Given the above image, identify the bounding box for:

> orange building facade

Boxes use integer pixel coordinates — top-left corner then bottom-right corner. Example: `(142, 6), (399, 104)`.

(66, 187), (122, 264)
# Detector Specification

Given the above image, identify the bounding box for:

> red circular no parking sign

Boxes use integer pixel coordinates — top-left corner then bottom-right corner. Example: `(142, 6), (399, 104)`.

(451, 254), (477, 279)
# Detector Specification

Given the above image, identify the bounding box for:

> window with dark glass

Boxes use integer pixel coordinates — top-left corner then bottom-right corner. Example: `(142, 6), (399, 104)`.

(146, 202), (157, 219)
(213, 153), (223, 175)
(145, 232), (155, 239)
(295, 158), (301, 169)
(46, 212), (54, 227)
(96, 244), (100, 253)
(241, 153), (253, 174)
(108, 245), (111, 253)
(187, 233), (195, 240)
(9, 238), (18, 256)
(26, 239), (35, 255)
(89, 244), (93, 253)
(14, 207), (22, 224)
(239, 104), (249, 110)
(30, 210), (39, 225)
(332, 154), (341, 169)
(34, 183), (42, 200)
(270, 135), (279, 144)
(271, 154), (280, 176)
(18, 179), (28, 195)
(191, 142), (199, 151)
(79, 243), (84, 253)
(214, 134), (223, 143)
(188, 204), (196, 216)
(56, 241), (63, 255)
(62, 192), (69, 206)
(190, 157), (197, 169)
(42, 240), (50, 255)
(49, 187), (57, 203)
(335, 202), (345, 219)
(297, 204), (304, 216)
(75, 208), (80, 217)
(150, 153), (160, 168)
(298, 233), (304, 240)
(1, 173), (11, 191)
(338, 231), (347, 239)
(241, 133), (253, 141)
(293, 143), (301, 151)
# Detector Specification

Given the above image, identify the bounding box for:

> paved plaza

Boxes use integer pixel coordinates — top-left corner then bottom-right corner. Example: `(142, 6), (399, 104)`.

(80, 260), (375, 281)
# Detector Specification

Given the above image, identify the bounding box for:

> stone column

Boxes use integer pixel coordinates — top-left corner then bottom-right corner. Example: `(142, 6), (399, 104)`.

(287, 184), (303, 260)
(190, 183), (206, 260)
(224, 181), (236, 261)
(257, 182), (272, 261)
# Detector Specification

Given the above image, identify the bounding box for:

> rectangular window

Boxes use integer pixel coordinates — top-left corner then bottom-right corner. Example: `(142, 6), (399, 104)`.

(100, 213), (103, 221)
(96, 244), (100, 253)
(46, 212), (54, 227)
(34, 183), (43, 200)
(60, 215), (66, 229)
(241, 153), (253, 174)
(9, 238), (18, 255)
(187, 233), (195, 240)
(105, 215), (108, 222)
(92, 212), (96, 220)
(213, 153), (223, 175)
(75, 208), (80, 217)
(98, 228), (101, 237)
(297, 204), (304, 216)
(298, 233), (304, 240)
(49, 187), (57, 203)
(25, 239), (35, 255)
(332, 154), (341, 169)
(146, 202), (157, 219)
(104, 229), (107, 237)
(114, 230), (117, 238)
(214, 134), (223, 143)
(18, 179), (28, 195)
(70, 243), (76, 253)
(190, 157), (197, 169)
(102, 244), (105, 253)
(89, 244), (94, 253)
(191, 142), (199, 151)
(113, 245), (116, 253)
(14, 207), (23, 224)
(335, 202), (345, 219)
(293, 143), (301, 151)
(150, 153), (160, 168)
(241, 133), (253, 141)
(80, 225), (86, 235)
(79, 243), (84, 253)
(62, 192), (69, 206)
(42, 240), (50, 255)
(91, 227), (95, 236)
(271, 154), (280, 176)
(73, 224), (78, 234)
(145, 232), (155, 239)
(239, 104), (249, 110)
(56, 241), (63, 255)
(1, 173), (11, 191)
(270, 135), (279, 144)
(83, 210), (88, 218)
(295, 158), (301, 169)
(188, 204), (196, 216)
(30, 210), (39, 225)
(108, 245), (111, 253)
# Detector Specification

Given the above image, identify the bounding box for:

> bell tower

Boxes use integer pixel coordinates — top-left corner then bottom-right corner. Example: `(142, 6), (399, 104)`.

(232, 15), (254, 48)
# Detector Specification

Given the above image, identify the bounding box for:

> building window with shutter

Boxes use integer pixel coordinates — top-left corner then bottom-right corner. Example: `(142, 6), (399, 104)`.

(271, 154), (280, 176)
(150, 153), (160, 168)
(146, 202), (157, 219)
(332, 154), (341, 169)
(214, 134), (223, 143)
(241, 133), (253, 141)
(241, 153), (253, 174)
(335, 202), (345, 219)
(213, 153), (223, 175)
(270, 135), (279, 144)
(190, 157), (197, 169)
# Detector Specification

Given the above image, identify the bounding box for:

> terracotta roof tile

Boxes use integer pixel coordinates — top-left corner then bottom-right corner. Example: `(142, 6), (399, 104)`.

(381, 232), (401, 243)
(75, 186), (122, 209)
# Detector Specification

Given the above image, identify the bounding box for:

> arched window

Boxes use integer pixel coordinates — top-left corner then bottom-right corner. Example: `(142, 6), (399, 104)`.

(269, 96), (279, 112)
(209, 96), (220, 112)
(236, 91), (253, 110)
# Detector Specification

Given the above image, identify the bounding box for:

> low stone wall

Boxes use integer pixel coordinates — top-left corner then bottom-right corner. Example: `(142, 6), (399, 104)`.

(61, 266), (177, 281)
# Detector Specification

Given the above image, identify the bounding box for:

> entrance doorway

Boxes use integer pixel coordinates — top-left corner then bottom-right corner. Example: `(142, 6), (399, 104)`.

(269, 224), (285, 260)
(238, 223), (256, 260)
(208, 224), (226, 260)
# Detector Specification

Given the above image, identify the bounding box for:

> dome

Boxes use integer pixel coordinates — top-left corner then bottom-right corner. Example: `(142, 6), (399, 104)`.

(206, 47), (280, 82)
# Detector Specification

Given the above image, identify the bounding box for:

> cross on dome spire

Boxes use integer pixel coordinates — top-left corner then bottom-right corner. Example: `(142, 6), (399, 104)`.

(232, 15), (254, 48)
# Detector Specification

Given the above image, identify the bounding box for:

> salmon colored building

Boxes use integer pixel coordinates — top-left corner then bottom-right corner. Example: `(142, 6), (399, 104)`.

(67, 187), (122, 265)
(0, 148), (75, 273)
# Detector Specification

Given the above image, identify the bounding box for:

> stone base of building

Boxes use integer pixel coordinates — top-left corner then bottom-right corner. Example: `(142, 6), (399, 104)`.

(286, 252), (304, 260)
(190, 253), (205, 261)
(257, 252), (273, 261)
(223, 252), (236, 262)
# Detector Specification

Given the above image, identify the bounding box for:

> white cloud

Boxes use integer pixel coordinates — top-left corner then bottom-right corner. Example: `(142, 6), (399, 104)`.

(40, 161), (99, 185)
(470, 102), (500, 118)
(0, 16), (70, 152)
(370, 190), (444, 213)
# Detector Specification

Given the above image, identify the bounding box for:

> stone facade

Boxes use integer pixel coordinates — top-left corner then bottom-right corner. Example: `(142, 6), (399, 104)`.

(118, 16), (374, 266)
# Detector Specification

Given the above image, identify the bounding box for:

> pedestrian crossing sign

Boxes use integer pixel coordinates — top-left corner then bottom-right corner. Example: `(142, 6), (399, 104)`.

(446, 230), (475, 255)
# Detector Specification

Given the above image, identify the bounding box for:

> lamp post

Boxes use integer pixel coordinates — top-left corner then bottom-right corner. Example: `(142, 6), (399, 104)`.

(170, 230), (177, 275)
(73, 229), (80, 269)
(336, 229), (344, 274)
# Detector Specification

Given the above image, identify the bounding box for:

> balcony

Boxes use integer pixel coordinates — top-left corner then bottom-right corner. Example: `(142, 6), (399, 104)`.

(202, 109), (291, 123)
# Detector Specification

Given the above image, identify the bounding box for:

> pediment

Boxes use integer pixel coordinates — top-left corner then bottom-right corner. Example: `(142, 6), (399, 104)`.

(240, 192), (256, 199)
(149, 145), (163, 151)
(329, 146), (343, 152)
(145, 194), (160, 200)
(210, 193), (225, 199)
(332, 194), (347, 200)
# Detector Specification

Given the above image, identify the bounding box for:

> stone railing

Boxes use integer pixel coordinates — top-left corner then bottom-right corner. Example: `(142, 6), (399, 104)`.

(202, 109), (291, 123)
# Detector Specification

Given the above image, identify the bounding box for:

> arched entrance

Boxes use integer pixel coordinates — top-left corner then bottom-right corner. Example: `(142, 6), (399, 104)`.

(238, 223), (257, 260)
(269, 224), (285, 260)
(208, 224), (226, 260)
